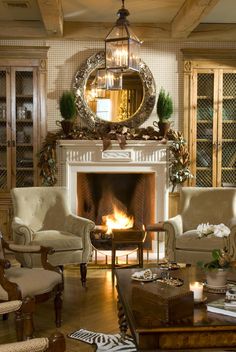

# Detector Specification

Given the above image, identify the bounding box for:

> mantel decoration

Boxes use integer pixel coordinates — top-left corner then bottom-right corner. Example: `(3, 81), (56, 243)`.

(155, 87), (173, 137)
(38, 123), (193, 189)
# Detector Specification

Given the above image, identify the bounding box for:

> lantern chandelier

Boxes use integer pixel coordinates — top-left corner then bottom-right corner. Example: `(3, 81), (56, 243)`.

(96, 0), (142, 90)
(105, 0), (142, 72)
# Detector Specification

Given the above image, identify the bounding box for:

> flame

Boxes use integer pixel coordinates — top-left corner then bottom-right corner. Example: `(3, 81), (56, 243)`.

(102, 205), (134, 235)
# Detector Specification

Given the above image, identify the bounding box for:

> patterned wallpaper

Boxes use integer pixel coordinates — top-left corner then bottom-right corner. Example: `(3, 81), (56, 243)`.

(1, 39), (236, 134)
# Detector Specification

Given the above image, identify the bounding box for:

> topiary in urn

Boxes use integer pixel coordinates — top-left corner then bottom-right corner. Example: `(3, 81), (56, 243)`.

(156, 88), (173, 137)
(57, 91), (77, 136)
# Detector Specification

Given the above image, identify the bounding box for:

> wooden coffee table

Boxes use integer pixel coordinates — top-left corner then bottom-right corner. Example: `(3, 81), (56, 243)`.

(115, 266), (236, 351)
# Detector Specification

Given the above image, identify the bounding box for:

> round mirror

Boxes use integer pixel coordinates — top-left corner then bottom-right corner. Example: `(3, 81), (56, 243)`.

(74, 51), (156, 129)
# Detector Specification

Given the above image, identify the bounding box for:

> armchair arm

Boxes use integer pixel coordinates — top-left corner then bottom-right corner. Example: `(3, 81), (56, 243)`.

(163, 215), (183, 262)
(65, 214), (95, 262)
(12, 217), (33, 244)
(2, 240), (61, 274)
(0, 300), (22, 315)
(0, 332), (65, 352)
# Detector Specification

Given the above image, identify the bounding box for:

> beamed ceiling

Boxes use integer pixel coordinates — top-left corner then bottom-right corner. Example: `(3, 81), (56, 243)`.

(0, 0), (236, 41)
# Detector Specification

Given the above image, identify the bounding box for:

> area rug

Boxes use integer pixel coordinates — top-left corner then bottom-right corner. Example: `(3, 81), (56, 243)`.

(68, 328), (137, 351)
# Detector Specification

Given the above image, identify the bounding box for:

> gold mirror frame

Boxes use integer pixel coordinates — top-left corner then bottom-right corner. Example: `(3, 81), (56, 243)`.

(74, 51), (156, 129)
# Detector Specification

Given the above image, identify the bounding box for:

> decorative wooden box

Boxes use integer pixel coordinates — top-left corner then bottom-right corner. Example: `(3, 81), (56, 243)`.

(132, 281), (194, 326)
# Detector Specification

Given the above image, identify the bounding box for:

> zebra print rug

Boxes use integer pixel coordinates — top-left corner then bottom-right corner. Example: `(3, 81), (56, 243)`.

(68, 328), (137, 351)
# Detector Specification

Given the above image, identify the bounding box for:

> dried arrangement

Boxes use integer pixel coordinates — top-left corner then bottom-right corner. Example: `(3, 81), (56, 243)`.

(167, 130), (193, 192)
(38, 123), (192, 188)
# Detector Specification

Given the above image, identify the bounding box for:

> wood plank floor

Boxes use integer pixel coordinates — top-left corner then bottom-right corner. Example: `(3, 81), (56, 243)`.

(0, 266), (120, 351)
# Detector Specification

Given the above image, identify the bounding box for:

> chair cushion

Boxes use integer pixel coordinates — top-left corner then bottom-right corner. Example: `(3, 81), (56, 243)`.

(176, 230), (226, 251)
(32, 230), (83, 250)
(0, 268), (62, 300)
(0, 338), (48, 352)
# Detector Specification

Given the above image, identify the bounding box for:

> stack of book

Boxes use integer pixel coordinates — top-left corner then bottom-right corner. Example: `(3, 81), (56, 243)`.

(207, 285), (236, 317)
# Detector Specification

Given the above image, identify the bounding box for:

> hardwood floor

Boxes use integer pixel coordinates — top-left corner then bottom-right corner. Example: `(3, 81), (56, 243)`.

(0, 267), (120, 351)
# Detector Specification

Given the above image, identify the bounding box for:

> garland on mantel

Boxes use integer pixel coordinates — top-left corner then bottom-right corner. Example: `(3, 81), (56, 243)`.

(38, 123), (193, 190)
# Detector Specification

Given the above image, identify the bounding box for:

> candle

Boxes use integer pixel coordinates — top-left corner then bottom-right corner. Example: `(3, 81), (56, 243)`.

(190, 282), (203, 301)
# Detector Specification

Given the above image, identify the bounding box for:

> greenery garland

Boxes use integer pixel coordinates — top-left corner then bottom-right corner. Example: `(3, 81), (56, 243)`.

(38, 123), (193, 190)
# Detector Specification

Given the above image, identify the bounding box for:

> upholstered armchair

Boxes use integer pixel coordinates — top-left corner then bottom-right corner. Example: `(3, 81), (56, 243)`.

(0, 236), (63, 340)
(11, 187), (95, 286)
(0, 301), (65, 351)
(164, 187), (236, 265)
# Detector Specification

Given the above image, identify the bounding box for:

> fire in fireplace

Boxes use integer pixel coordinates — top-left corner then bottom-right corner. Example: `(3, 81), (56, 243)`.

(77, 172), (155, 248)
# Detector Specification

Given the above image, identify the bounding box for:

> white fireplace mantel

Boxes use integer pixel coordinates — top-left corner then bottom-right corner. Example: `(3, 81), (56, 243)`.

(57, 140), (170, 222)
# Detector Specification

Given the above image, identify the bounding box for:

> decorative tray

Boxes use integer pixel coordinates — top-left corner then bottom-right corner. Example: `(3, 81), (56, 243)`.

(131, 275), (157, 283)
(131, 269), (157, 282)
(156, 277), (184, 287)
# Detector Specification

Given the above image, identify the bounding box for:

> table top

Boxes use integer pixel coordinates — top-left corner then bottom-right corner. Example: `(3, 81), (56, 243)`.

(115, 266), (236, 333)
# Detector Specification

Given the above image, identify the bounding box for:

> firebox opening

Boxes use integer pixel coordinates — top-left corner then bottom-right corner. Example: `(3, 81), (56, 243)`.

(77, 173), (156, 250)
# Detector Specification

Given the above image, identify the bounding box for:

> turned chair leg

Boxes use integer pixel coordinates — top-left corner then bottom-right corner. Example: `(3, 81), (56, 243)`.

(54, 285), (63, 328)
(80, 263), (87, 287)
(22, 296), (36, 340)
(15, 309), (24, 341)
(48, 331), (66, 352)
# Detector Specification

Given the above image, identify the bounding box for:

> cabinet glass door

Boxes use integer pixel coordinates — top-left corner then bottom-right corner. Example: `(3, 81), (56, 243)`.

(14, 68), (35, 187)
(0, 69), (7, 190)
(221, 72), (236, 187)
(196, 73), (214, 187)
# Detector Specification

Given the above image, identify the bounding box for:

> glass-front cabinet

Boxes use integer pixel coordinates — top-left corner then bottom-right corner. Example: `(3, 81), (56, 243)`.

(0, 46), (48, 240)
(0, 67), (37, 190)
(183, 49), (236, 187)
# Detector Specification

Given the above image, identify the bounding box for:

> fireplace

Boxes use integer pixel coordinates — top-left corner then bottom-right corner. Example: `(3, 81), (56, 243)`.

(57, 140), (169, 253)
(77, 172), (155, 230)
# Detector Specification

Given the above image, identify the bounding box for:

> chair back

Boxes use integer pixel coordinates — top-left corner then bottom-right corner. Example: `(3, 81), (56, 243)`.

(11, 187), (70, 232)
(180, 187), (236, 232)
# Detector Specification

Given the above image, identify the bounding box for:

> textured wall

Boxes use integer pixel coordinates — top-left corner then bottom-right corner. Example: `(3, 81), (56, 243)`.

(1, 39), (236, 134)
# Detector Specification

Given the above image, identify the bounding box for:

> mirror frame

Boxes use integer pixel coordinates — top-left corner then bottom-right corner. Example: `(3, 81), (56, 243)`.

(74, 51), (156, 129)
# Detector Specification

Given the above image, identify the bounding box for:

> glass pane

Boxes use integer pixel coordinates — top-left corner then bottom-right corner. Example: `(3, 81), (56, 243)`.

(221, 73), (236, 187)
(15, 70), (34, 188)
(0, 70), (7, 190)
(196, 73), (214, 187)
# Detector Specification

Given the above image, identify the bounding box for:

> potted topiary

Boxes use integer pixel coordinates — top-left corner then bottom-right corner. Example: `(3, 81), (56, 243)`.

(57, 91), (77, 136)
(156, 88), (173, 137)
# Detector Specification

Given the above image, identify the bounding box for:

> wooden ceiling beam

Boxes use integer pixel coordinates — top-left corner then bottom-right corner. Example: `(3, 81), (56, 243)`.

(171, 0), (220, 38)
(0, 20), (236, 42)
(37, 0), (63, 36)
(0, 21), (47, 38)
(189, 23), (236, 41)
(63, 22), (171, 41)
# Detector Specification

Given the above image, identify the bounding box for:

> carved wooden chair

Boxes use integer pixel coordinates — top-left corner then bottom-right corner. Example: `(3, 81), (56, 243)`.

(11, 186), (95, 286)
(0, 235), (63, 340)
(0, 300), (66, 351)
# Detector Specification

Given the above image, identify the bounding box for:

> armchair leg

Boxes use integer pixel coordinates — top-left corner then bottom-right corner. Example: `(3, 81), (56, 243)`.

(80, 263), (87, 287)
(54, 285), (63, 328)
(22, 296), (36, 340)
(15, 309), (24, 341)
(48, 331), (66, 352)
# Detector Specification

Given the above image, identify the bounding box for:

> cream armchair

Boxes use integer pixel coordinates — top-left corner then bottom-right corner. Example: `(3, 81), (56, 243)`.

(164, 187), (236, 265)
(11, 187), (95, 286)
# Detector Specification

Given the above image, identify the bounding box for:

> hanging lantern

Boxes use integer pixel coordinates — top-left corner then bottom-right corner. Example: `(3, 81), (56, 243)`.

(105, 0), (142, 72)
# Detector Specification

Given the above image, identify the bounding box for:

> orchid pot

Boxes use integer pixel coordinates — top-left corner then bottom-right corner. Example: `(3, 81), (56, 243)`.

(205, 268), (228, 287)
